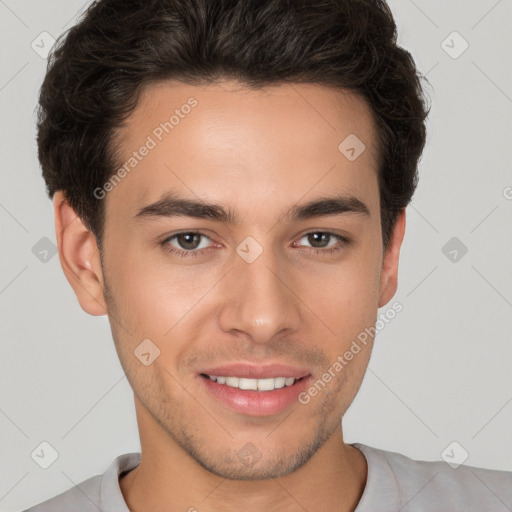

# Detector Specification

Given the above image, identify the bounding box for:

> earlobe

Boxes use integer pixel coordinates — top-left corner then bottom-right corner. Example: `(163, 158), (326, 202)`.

(53, 191), (107, 316)
(378, 209), (406, 308)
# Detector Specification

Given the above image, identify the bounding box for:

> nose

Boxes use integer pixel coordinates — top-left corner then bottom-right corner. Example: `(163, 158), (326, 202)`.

(217, 244), (302, 344)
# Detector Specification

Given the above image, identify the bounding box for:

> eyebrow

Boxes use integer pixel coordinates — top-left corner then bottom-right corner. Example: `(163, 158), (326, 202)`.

(133, 192), (370, 224)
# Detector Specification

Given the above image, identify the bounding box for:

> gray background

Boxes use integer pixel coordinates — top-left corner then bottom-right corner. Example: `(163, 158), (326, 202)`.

(1, 1), (511, 511)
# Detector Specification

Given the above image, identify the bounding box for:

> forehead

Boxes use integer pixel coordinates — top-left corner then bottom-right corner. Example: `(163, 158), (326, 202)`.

(106, 79), (380, 224)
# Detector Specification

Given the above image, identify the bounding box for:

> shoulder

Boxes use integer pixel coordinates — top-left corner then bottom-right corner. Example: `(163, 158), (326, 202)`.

(21, 474), (102, 512)
(21, 452), (140, 512)
(353, 443), (512, 512)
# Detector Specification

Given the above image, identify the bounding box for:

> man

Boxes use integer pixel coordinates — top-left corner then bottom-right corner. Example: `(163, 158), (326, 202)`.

(25, 0), (511, 511)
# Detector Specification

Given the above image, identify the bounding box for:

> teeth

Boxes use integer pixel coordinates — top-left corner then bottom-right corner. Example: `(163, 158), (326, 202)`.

(225, 376), (239, 387)
(274, 377), (286, 389)
(258, 378), (279, 391)
(239, 377), (258, 390)
(207, 375), (297, 391)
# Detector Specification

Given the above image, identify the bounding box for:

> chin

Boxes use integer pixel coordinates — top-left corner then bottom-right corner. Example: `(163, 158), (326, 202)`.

(183, 433), (327, 481)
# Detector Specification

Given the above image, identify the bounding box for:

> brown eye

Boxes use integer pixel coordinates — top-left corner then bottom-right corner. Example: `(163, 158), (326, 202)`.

(306, 232), (332, 248)
(295, 232), (350, 256)
(174, 232), (203, 250)
(161, 231), (213, 258)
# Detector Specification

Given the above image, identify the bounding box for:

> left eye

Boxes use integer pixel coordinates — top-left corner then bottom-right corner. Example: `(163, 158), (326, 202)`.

(296, 232), (345, 250)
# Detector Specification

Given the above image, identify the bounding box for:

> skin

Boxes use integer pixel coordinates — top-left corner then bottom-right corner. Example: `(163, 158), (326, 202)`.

(53, 79), (406, 512)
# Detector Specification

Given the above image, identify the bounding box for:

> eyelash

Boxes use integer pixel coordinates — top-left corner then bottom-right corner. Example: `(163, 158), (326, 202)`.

(160, 231), (350, 259)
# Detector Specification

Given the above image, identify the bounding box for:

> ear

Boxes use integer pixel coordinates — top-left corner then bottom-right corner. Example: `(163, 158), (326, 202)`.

(378, 208), (406, 308)
(53, 191), (107, 316)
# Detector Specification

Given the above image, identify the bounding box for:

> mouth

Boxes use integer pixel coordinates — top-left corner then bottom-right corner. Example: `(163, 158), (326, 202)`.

(198, 370), (313, 417)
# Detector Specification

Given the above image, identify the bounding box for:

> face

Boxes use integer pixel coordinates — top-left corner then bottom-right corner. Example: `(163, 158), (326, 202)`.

(56, 79), (404, 480)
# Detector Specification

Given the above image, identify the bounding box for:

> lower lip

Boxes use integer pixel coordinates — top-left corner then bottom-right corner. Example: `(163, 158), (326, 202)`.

(199, 374), (313, 417)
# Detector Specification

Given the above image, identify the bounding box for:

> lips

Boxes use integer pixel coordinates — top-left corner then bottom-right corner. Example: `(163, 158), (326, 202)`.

(196, 362), (313, 416)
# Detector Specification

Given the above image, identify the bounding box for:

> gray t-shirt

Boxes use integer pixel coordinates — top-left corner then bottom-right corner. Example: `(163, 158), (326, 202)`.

(22, 443), (512, 511)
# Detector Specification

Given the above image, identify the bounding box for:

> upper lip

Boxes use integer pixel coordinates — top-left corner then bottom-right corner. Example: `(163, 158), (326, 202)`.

(199, 363), (311, 380)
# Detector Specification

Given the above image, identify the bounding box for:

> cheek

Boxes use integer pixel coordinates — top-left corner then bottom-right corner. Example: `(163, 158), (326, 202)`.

(305, 250), (382, 338)
(105, 247), (228, 379)
(106, 244), (198, 331)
